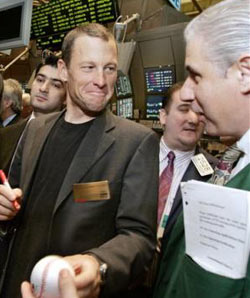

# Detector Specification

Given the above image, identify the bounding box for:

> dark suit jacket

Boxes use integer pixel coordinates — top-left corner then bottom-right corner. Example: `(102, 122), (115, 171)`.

(2, 110), (159, 297)
(0, 118), (28, 174)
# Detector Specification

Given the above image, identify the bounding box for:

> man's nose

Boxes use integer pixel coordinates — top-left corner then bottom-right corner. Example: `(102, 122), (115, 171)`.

(94, 71), (106, 87)
(188, 109), (200, 125)
(180, 77), (195, 102)
(191, 100), (206, 126)
(191, 100), (204, 115)
(40, 81), (49, 92)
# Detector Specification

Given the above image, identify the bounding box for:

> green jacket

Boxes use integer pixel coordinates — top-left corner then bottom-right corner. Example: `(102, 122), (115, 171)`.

(153, 163), (250, 298)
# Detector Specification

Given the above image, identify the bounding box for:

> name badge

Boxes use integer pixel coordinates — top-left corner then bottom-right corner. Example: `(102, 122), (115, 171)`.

(73, 180), (110, 202)
(191, 153), (214, 176)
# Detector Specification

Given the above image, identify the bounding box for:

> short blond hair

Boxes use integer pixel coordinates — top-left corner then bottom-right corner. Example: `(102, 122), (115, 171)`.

(62, 23), (116, 66)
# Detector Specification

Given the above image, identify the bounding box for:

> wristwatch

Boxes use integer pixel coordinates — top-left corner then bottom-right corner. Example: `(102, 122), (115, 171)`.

(85, 254), (108, 285)
(99, 262), (108, 285)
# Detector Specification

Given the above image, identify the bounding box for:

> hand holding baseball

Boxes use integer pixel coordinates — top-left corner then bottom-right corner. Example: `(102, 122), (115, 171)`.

(29, 255), (75, 298)
(63, 254), (101, 298)
(22, 254), (102, 298)
(21, 269), (78, 298)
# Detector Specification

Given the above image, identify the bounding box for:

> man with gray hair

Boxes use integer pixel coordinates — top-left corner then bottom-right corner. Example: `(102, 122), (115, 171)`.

(0, 78), (23, 127)
(153, 0), (250, 297)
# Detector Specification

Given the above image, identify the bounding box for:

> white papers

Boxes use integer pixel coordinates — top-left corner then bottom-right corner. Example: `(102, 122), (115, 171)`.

(181, 180), (250, 279)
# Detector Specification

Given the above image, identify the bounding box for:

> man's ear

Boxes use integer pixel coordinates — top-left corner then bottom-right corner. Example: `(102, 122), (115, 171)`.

(159, 108), (167, 127)
(3, 98), (12, 108)
(57, 59), (68, 83)
(237, 54), (250, 94)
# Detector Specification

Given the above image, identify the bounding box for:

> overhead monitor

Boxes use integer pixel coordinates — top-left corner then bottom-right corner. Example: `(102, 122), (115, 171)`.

(31, 0), (119, 50)
(115, 72), (133, 98)
(0, 0), (33, 51)
(117, 97), (133, 119)
(146, 95), (164, 120)
(144, 65), (175, 94)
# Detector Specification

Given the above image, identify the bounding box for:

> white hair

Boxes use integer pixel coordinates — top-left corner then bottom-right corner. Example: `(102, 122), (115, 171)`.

(3, 79), (23, 114)
(184, 0), (250, 74)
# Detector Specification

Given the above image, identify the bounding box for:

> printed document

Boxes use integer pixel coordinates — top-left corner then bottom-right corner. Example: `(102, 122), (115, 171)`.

(181, 180), (250, 279)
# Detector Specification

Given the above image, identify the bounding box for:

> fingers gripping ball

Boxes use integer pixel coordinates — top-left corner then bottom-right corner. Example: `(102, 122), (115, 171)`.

(30, 255), (75, 298)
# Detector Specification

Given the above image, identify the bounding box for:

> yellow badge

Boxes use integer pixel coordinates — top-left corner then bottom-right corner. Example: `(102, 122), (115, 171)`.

(73, 180), (110, 202)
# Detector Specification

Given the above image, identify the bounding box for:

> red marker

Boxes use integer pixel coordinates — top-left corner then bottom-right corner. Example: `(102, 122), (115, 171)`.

(0, 170), (20, 210)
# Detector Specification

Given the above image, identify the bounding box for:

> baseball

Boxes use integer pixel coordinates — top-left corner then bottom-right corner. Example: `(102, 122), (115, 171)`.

(30, 255), (75, 298)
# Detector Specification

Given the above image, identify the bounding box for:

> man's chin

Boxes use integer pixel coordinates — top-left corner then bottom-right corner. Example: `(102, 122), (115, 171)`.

(182, 130), (199, 140)
(204, 123), (219, 137)
(178, 143), (197, 151)
(179, 137), (198, 151)
(80, 105), (107, 118)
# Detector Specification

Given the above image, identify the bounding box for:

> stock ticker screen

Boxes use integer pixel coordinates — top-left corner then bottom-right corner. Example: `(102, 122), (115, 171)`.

(31, 0), (118, 50)
(144, 65), (176, 94)
(146, 95), (164, 120)
(117, 97), (133, 119)
(115, 73), (133, 98)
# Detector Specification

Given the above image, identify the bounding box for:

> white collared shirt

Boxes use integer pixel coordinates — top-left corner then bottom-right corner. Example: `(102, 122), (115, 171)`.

(2, 114), (17, 127)
(158, 137), (195, 238)
(28, 112), (36, 122)
(159, 137), (195, 199)
(231, 129), (250, 178)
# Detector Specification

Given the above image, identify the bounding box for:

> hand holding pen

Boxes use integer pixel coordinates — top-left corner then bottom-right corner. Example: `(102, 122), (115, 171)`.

(0, 170), (22, 220)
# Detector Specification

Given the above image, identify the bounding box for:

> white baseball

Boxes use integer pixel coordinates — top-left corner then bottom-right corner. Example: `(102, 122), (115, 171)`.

(30, 255), (75, 298)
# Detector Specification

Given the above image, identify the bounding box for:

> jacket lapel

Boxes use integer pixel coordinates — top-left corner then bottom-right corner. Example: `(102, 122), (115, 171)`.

(54, 110), (116, 211)
(21, 113), (62, 193)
